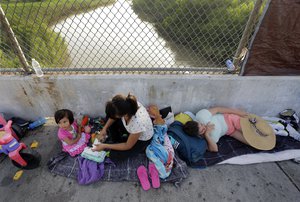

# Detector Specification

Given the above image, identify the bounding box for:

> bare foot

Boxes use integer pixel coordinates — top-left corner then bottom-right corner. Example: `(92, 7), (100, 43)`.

(148, 105), (165, 125)
(148, 105), (161, 119)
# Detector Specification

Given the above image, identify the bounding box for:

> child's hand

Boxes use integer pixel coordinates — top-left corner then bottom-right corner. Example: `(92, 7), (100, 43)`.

(97, 129), (107, 141)
(207, 123), (215, 130)
(204, 123), (215, 136)
(96, 132), (107, 143)
(84, 125), (91, 134)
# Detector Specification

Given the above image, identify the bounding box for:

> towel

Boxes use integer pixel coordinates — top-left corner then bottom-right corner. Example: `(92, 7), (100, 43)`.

(81, 147), (106, 163)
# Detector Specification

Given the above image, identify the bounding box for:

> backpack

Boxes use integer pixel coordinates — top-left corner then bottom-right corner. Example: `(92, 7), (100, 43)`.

(167, 121), (207, 165)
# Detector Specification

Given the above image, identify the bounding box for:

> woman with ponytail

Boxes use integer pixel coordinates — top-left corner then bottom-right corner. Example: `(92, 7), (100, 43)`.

(92, 93), (154, 159)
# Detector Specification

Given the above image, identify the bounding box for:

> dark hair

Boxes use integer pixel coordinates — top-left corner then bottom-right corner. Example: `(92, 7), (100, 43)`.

(183, 121), (200, 137)
(105, 93), (138, 119)
(54, 109), (74, 124)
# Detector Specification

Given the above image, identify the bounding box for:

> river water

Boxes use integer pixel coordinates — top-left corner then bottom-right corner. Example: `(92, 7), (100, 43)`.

(53, 0), (208, 68)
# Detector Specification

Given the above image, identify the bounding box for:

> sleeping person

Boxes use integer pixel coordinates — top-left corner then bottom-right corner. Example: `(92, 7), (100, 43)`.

(182, 107), (275, 152)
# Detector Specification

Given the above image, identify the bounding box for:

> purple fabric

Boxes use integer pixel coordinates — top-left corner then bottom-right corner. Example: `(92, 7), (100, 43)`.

(77, 156), (104, 185)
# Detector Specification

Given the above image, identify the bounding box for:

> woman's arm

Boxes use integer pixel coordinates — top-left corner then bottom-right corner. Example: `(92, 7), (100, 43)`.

(97, 118), (115, 140)
(92, 132), (141, 151)
(103, 118), (115, 131)
(203, 124), (218, 152)
(208, 107), (247, 117)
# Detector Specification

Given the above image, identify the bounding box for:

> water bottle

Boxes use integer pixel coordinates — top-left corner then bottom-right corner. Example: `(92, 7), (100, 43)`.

(225, 59), (236, 71)
(28, 117), (47, 130)
(31, 58), (44, 77)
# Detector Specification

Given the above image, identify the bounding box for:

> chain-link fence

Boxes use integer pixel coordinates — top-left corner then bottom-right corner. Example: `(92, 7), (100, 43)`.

(0, 0), (266, 74)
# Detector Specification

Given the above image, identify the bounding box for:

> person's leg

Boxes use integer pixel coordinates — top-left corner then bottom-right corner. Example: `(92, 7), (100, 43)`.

(109, 139), (151, 159)
(224, 114), (241, 135)
(225, 114), (249, 145)
(230, 130), (248, 145)
(224, 114), (249, 145)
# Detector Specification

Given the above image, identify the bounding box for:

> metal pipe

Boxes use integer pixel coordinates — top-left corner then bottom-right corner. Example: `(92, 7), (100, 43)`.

(0, 5), (31, 73)
(233, 0), (264, 71)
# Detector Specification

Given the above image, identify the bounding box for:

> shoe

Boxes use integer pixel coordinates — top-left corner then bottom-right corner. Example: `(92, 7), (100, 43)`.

(137, 166), (151, 191)
(148, 163), (160, 188)
(286, 124), (300, 141)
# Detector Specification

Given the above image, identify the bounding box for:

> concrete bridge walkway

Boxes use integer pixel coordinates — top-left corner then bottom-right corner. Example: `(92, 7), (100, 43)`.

(0, 120), (300, 202)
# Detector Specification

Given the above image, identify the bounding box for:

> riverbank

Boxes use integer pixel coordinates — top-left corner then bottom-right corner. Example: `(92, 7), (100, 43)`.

(132, 0), (261, 64)
(0, 0), (115, 68)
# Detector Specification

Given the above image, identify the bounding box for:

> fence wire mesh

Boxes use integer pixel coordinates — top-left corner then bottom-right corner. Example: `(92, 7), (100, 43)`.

(0, 0), (266, 74)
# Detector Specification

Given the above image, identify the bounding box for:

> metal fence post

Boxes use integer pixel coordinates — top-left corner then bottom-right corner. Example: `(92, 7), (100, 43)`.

(0, 5), (31, 73)
(233, 0), (264, 71)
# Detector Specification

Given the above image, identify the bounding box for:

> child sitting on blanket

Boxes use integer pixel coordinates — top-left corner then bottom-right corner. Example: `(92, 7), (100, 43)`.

(183, 107), (275, 152)
(54, 109), (91, 157)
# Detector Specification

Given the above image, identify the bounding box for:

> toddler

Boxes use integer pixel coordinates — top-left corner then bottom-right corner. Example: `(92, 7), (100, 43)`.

(54, 109), (90, 156)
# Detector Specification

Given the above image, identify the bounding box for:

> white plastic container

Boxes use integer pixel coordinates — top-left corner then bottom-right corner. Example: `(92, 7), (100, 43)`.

(225, 59), (236, 72)
(28, 117), (47, 130)
(31, 58), (44, 77)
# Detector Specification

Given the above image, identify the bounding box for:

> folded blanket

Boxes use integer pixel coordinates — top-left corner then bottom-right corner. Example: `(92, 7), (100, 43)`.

(81, 147), (107, 163)
(191, 135), (300, 168)
(219, 149), (300, 165)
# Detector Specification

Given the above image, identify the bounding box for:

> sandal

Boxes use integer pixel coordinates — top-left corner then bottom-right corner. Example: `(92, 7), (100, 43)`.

(137, 165), (151, 191)
(148, 163), (160, 188)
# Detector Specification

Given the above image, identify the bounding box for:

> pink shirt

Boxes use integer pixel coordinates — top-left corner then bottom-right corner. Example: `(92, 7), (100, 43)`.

(57, 121), (90, 156)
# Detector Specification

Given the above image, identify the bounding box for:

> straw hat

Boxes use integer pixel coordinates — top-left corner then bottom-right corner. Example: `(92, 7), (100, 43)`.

(240, 114), (276, 150)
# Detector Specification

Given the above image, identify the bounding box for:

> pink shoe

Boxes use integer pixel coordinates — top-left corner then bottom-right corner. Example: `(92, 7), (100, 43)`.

(149, 163), (160, 188)
(137, 165), (151, 191)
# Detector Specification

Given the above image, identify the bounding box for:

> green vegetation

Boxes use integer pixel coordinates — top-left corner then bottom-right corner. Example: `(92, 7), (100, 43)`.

(132, 0), (260, 64)
(0, 0), (115, 68)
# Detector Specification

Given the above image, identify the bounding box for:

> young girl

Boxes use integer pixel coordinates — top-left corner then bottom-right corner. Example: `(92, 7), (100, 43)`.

(54, 109), (90, 157)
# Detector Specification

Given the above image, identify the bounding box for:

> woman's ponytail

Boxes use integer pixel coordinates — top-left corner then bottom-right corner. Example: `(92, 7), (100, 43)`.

(126, 93), (138, 116)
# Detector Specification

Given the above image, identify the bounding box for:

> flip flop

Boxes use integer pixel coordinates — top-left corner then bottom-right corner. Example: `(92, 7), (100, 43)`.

(137, 165), (151, 191)
(148, 163), (160, 189)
